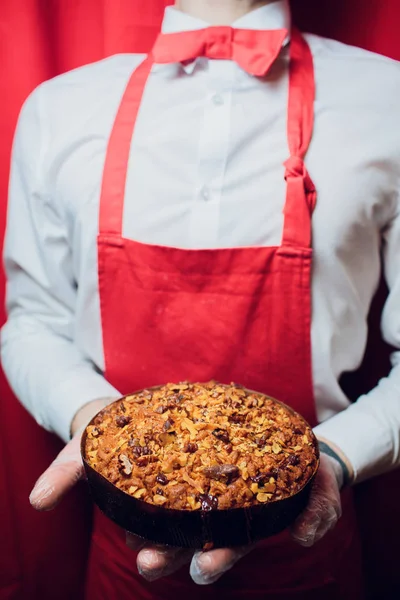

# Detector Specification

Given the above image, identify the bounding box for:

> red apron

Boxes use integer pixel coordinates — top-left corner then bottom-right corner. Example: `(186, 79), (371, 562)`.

(85, 29), (364, 600)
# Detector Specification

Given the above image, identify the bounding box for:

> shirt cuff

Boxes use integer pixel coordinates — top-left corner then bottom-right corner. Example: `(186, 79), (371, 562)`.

(314, 399), (393, 483)
(46, 367), (121, 443)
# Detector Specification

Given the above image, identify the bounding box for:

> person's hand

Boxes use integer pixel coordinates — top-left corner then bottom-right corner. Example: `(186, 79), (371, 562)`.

(129, 452), (344, 585)
(126, 537), (256, 586)
(289, 452), (343, 547)
(29, 397), (195, 577)
(29, 397), (115, 510)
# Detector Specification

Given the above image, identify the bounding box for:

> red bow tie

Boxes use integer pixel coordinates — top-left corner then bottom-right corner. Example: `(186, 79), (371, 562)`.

(151, 27), (288, 77)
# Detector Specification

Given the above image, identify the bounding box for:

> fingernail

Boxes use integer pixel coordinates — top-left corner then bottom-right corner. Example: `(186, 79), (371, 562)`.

(190, 553), (226, 586)
(29, 480), (55, 511)
(137, 548), (169, 582)
(190, 557), (212, 585)
(137, 565), (165, 582)
(299, 533), (315, 547)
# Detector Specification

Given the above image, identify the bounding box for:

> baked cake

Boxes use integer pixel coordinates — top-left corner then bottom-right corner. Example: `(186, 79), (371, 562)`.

(84, 382), (319, 511)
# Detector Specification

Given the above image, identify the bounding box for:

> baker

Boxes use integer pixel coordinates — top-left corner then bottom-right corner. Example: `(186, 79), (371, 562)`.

(2, 0), (400, 598)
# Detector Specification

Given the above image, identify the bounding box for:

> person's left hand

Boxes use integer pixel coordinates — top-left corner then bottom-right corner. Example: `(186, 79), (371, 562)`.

(131, 453), (343, 585)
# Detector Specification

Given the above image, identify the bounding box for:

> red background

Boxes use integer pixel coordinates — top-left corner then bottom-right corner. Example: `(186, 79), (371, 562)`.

(1, 1), (400, 599)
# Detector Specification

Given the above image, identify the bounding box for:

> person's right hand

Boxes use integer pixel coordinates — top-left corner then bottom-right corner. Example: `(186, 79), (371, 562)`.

(29, 397), (194, 577)
(29, 428), (85, 511)
(29, 397), (112, 511)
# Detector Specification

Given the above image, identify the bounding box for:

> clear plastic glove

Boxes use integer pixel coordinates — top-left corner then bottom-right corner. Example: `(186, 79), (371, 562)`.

(131, 453), (344, 585)
(29, 431), (84, 510)
(126, 533), (194, 581)
(29, 397), (114, 510)
(29, 397), (195, 579)
(289, 453), (343, 547)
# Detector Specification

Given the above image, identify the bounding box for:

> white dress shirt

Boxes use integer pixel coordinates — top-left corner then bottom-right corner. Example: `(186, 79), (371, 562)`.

(2, 0), (400, 482)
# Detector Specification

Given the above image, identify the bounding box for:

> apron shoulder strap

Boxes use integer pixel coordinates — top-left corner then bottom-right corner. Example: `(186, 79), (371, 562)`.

(99, 56), (154, 236)
(281, 28), (316, 249)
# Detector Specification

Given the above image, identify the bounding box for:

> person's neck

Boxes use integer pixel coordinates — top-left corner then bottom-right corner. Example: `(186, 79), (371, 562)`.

(175, 0), (276, 25)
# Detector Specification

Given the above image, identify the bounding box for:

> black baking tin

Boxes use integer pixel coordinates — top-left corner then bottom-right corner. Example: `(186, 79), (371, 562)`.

(81, 389), (319, 550)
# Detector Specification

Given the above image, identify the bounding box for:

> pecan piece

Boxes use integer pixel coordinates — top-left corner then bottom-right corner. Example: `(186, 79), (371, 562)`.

(159, 431), (176, 446)
(170, 384), (189, 392)
(256, 435), (268, 448)
(212, 428), (230, 444)
(137, 455), (158, 467)
(229, 414), (245, 425)
(118, 454), (133, 476)
(294, 426), (305, 435)
(93, 412), (105, 425)
(167, 484), (186, 502)
(163, 419), (174, 432)
(203, 464), (240, 485)
(183, 442), (198, 453)
(257, 492), (273, 503)
(153, 494), (167, 506)
(131, 445), (151, 457)
(230, 450), (240, 464)
(246, 397), (258, 408)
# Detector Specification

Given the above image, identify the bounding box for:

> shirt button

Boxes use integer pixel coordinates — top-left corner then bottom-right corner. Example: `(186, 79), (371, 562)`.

(212, 93), (224, 106)
(200, 186), (210, 201)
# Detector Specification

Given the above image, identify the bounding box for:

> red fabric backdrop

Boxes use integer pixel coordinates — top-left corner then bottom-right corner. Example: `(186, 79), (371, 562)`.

(1, 2), (400, 599)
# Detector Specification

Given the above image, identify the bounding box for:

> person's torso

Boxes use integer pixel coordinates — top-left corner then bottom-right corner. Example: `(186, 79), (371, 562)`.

(35, 33), (400, 422)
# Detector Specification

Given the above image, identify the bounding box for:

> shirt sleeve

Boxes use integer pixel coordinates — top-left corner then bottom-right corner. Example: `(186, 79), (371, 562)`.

(1, 85), (120, 444)
(314, 191), (400, 483)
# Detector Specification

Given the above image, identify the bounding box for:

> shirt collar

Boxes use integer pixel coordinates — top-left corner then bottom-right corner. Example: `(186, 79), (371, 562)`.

(161, 1), (291, 34)
(160, 1), (291, 73)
